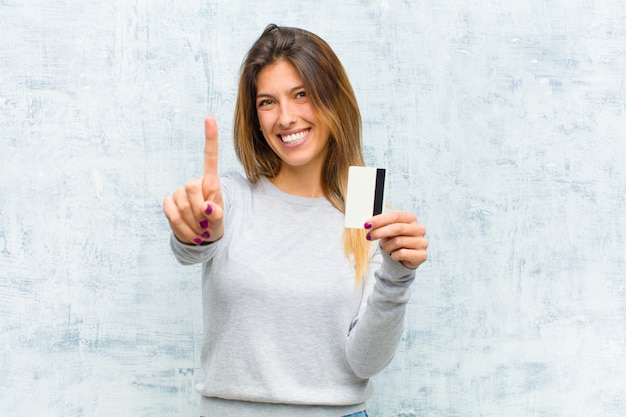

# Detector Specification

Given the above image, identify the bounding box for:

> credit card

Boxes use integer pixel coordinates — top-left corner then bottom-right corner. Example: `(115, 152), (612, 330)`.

(344, 166), (386, 228)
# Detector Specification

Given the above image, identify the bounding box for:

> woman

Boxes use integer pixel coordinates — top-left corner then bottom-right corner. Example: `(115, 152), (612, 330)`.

(163, 24), (428, 417)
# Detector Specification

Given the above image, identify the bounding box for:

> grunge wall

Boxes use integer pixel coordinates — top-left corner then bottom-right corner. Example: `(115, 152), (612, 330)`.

(1, 1), (625, 416)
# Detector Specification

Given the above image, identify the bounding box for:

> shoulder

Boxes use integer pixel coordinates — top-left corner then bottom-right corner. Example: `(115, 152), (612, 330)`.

(219, 171), (258, 211)
(220, 171), (252, 196)
(221, 171), (249, 187)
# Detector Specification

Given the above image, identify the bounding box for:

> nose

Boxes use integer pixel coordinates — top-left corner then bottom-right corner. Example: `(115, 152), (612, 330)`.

(278, 102), (296, 129)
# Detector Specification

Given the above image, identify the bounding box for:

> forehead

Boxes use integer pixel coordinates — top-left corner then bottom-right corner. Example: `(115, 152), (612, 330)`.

(256, 60), (303, 93)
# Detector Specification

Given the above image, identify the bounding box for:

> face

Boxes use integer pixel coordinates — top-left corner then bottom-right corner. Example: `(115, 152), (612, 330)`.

(256, 59), (331, 175)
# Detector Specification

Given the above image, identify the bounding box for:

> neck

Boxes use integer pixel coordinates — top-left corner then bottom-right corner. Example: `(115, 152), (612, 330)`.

(270, 165), (325, 198)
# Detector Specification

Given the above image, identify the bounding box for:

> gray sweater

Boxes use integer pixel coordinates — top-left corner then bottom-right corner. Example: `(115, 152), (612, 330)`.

(170, 172), (417, 417)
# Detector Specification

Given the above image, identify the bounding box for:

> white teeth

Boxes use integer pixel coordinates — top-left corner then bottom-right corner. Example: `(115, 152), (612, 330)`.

(281, 130), (308, 143)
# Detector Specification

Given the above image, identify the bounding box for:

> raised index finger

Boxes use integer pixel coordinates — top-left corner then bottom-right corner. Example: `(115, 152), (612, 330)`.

(203, 115), (219, 178)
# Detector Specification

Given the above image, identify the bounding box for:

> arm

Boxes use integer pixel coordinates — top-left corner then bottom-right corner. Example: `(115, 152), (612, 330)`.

(163, 116), (225, 263)
(345, 250), (416, 378)
(345, 211), (428, 378)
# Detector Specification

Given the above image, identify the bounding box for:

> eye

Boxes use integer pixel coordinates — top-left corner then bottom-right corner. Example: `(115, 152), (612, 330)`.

(257, 99), (274, 108)
(296, 90), (307, 99)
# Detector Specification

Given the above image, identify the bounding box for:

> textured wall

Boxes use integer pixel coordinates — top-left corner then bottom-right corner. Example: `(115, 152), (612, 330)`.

(1, 1), (625, 416)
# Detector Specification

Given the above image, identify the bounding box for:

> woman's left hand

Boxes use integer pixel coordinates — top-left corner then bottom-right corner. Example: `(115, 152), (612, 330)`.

(365, 212), (428, 269)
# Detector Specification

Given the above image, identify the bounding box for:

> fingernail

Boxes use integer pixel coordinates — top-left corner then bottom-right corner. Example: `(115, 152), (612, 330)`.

(205, 204), (213, 215)
(366, 233), (372, 241)
(364, 222), (373, 229)
(193, 237), (203, 245)
(199, 219), (209, 229)
(202, 231), (211, 239)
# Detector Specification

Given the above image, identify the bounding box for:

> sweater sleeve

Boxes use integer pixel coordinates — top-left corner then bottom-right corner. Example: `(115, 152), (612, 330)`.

(169, 234), (219, 265)
(344, 247), (416, 379)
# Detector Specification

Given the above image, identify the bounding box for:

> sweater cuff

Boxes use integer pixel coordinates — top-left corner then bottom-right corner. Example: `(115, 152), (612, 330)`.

(170, 233), (218, 265)
(379, 248), (417, 283)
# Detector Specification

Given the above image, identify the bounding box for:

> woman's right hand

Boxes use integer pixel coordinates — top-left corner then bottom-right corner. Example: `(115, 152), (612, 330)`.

(163, 116), (225, 245)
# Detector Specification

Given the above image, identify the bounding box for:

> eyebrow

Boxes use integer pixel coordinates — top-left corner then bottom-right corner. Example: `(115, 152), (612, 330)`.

(256, 85), (305, 99)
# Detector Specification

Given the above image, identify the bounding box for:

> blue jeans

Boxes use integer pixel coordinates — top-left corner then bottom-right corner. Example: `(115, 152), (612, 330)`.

(202, 411), (367, 417)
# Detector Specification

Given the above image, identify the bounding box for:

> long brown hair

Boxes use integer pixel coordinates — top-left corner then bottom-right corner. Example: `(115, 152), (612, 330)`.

(234, 24), (371, 282)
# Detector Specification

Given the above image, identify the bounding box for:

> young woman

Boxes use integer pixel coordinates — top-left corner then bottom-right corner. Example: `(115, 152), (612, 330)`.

(163, 24), (428, 417)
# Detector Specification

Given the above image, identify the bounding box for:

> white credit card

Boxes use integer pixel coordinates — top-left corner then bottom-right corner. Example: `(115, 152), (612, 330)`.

(344, 166), (386, 228)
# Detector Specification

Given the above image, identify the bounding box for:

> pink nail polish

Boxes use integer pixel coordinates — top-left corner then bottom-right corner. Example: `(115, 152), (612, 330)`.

(193, 237), (203, 245)
(202, 231), (211, 239)
(366, 233), (372, 241)
(205, 204), (213, 215)
(200, 219), (209, 229)
(364, 222), (373, 229)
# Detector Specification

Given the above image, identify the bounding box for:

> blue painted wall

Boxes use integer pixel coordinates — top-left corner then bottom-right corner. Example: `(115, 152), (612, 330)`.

(1, 1), (625, 416)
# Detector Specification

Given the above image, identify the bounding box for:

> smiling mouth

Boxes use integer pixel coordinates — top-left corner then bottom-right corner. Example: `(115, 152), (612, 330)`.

(280, 129), (309, 144)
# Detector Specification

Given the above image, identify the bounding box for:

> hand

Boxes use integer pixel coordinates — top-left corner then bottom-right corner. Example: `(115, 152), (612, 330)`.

(163, 116), (225, 245)
(365, 211), (428, 269)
